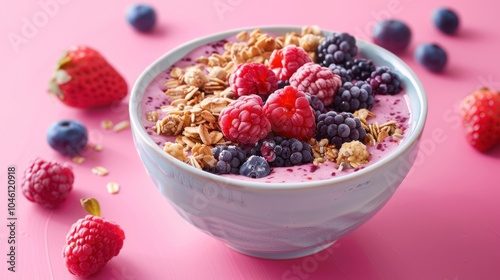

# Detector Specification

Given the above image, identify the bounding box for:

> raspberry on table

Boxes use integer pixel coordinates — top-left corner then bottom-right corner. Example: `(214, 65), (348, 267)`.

(212, 145), (247, 174)
(229, 62), (278, 97)
(316, 111), (367, 148)
(317, 32), (358, 66)
(218, 95), (271, 145)
(332, 80), (374, 113)
(344, 58), (376, 81)
(366, 66), (402, 95)
(263, 86), (316, 141)
(268, 45), (312, 82)
(289, 62), (342, 106)
(63, 212), (125, 277)
(21, 158), (74, 208)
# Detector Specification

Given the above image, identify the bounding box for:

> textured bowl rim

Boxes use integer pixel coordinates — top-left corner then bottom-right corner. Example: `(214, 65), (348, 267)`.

(129, 25), (428, 191)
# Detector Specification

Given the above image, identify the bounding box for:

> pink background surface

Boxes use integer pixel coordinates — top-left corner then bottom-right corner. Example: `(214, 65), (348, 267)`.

(1, 0), (500, 279)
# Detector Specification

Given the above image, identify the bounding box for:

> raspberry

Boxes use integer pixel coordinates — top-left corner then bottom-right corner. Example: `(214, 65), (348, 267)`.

(332, 81), (374, 113)
(63, 214), (125, 277)
(317, 32), (358, 66)
(344, 58), (376, 81)
(268, 45), (312, 82)
(229, 62), (278, 97)
(367, 66), (402, 95)
(316, 111), (367, 148)
(21, 158), (74, 208)
(255, 136), (314, 167)
(328, 64), (352, 84)
(211, 145), (247, 174)
(263, 86), (316, 141)
(218, 95), (271, 145)
(289, 62), (342, 106)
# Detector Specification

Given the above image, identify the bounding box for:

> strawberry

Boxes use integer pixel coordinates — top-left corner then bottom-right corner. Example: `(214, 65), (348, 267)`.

(459, 87), (500, 151)
(49, 45), (128, 108)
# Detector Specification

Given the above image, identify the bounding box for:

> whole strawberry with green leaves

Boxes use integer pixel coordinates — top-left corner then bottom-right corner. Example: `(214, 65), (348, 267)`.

(49, 45), (128, 108)
(459, 87), (500, 151)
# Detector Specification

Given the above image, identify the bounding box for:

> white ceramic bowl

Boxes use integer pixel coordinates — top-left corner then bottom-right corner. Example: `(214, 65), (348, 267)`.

(129, 26), (427, 259)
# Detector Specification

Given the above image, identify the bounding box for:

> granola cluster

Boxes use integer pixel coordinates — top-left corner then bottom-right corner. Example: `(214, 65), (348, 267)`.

(144, 27), (406, 173)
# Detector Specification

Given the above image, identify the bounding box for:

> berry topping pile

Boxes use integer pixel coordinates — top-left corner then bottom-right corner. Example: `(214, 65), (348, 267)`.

(148, 27), (407, 179)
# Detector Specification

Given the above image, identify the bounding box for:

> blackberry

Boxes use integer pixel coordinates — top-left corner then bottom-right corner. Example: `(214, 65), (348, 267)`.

(306, 95), (327, 120)
(328, 64), (352, 84)
(239, 156), (270, 178)
(316, 111), (367, 148)
(251, 137), (314, 167)
(317, 32), (358, 67)
(344, 58), (376, 81)
(332, 81), (374, 113)
(277, 80), (290, 89)
(212, 145), (247, 174)
(366, 66), (402, 95)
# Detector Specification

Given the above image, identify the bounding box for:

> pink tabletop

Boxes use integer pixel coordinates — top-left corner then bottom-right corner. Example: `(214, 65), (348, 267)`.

(1, 0), (500, 279)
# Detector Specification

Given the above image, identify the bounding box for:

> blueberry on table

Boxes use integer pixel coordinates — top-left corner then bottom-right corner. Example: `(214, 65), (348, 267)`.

(47, 120), (88, 156)
(372, 19), (412, 54)
(126, 4), (157, 32)
(433, 8), (460, 35)
(414, 43), (448, 73)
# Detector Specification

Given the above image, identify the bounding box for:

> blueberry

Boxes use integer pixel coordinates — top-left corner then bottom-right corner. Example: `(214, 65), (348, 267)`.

(372, 19), (412, 54)
(126, 4), (156, 32)
(414, 43), (448, 73)
(239, 156), (270, 178)
(433, 8), (459, 35)
(47, 120), (88, 156)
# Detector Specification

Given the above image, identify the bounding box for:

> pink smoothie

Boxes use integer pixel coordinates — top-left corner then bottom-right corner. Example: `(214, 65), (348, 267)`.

(140, 37), (411, 184)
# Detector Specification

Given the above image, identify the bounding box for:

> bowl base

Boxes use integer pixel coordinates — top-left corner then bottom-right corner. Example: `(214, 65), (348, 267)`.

(227, 241), (336, 260)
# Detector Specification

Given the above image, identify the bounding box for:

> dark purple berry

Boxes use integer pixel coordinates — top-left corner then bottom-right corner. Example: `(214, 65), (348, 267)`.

(47, 120), (88, 156)
(126, 4), (157, 32)
(344, 59), (376, 81)
(372, 19), (412, 54)
(333, 81), (374, 112)
(433, 8), (459, 35)
(328, 64), (352, 84)
(212, 145), (247, 174)
(239, 156), (270, 178)
(316, 111), (366, 148)
(415, 43), (447, 73)
(366, 66), (402, 95)
(317, 33), (358, 66)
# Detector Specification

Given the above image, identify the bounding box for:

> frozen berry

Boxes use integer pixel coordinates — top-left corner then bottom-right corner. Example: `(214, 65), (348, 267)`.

(259, 137), (314, 167)
(366, 66), (402, 95)
(63, 198), (125, 277)
(289, 62), (342, 106)
(328, 64), (353, 84)
(47, 120), (88, 156)
(268, 45), (312, 81)
(317, 32), (358, 66)
(333, 81), (374, 112)
(126, 4), (156, 32)
(239, 155), (270, 178)
(21, 158), (74, 208)
(414, 43), (447, 73)
(218, 95), (271, 145)
(372, 19), (412, 54)
(212, 145), (247, 174)
(229, 62), (278, 97)
(316, 111), (366, 148)
(306, 95), (327, 120)
(433, 8), (460, 35)
(263, 86), (316, 141)
(344, 59), (376, 81)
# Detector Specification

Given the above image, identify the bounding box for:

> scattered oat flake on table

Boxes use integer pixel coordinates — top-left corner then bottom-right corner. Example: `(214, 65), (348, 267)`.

(93, 144), (103, 152)
(106, 182), (120, 194)
(113, 120), (130, 132)
(72, 156), (85, 164)
(101, 120), (114, 130)
(91, 166), (109, 176)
